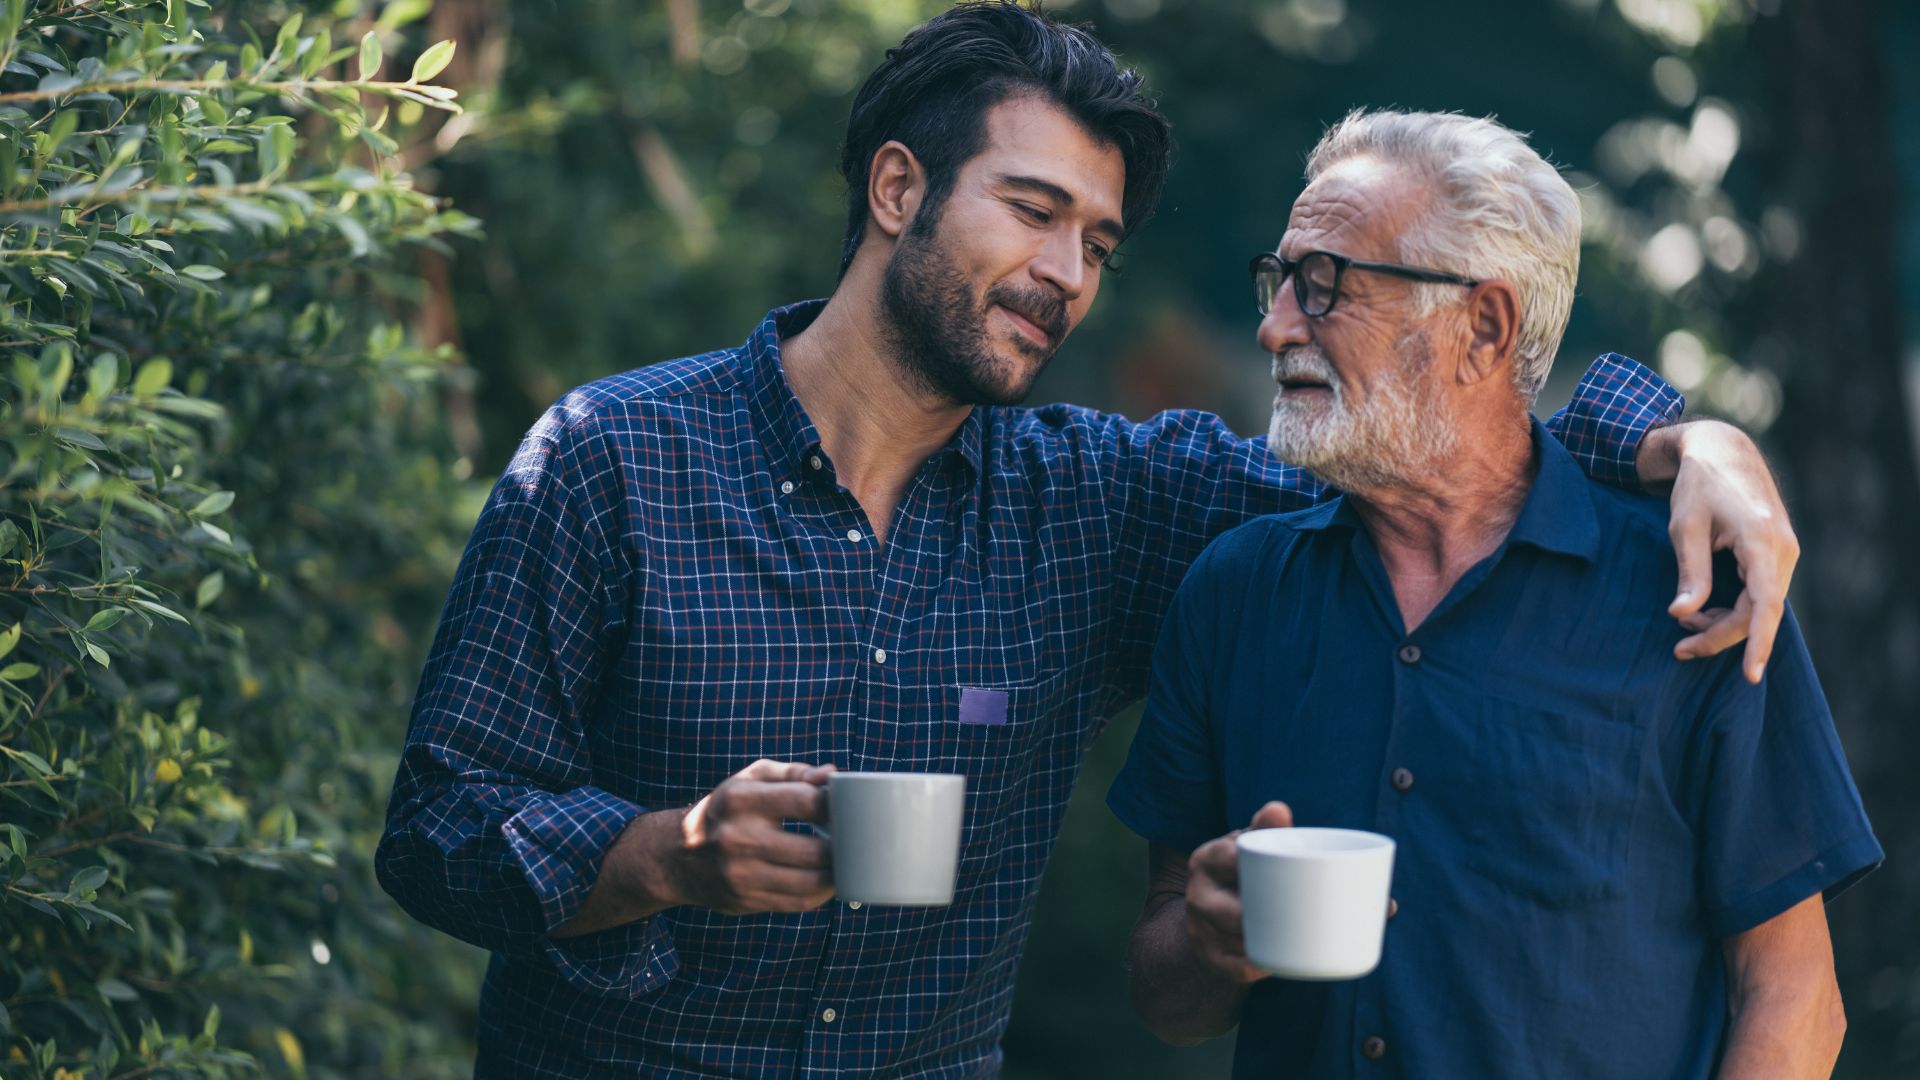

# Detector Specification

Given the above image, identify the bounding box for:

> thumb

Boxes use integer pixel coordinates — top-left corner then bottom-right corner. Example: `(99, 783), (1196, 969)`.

(1667, 511), (1713, 618)
(1249, 801), (1293, 830)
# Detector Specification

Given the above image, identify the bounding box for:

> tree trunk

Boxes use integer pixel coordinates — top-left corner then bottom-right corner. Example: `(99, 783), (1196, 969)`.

(1758, 0), (1920, 1071)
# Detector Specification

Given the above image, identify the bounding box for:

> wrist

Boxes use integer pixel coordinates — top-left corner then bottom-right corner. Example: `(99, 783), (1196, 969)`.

(613, 807), (693, 913)
(1634, 419), (1689, 489)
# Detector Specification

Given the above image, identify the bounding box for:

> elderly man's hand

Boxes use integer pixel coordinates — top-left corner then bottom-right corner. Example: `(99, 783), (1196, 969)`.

(1636, 419), (1799, 683)
(1184, 801), (1294, 985)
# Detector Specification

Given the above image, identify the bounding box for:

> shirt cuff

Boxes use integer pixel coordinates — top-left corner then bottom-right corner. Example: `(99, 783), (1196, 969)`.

(502, 785), (681, 997)
(1708, 831), (1885, 938)
(1550, 352), (1686, 493)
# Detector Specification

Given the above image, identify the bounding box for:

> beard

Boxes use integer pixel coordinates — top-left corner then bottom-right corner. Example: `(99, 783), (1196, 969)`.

(1265, 329), (1459, 491)
(879, 207), (1068, 407)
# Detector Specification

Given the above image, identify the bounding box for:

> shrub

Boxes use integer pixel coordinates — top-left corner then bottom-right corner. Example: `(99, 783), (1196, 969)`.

(0, 2), (485, 1075)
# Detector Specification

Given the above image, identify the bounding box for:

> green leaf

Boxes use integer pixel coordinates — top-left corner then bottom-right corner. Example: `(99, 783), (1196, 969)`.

(181, 264), (226, 281)
(0, 624), (18, 660)
(129, 599), (190, 624)
(204, 1003), (221, 1039)
(191, 491), (236, 517)
(133, 357), (172, 396)
(85, 608), (128, 632)
(85, 640), (110, 667)
(196, 572), (224, 609)
(96, 978), (138, 1002)
(358, 31), (382, 80)
(274, 14), (305, 62)
(71, 865), (110, 892)
(377, 0), (434, 31)
(302, 28), (333, 79)
(0, 663), (39, 681)
(410, 39), (456, 84)
(239, 42), (262, 76)
(201, 93), (228, 126)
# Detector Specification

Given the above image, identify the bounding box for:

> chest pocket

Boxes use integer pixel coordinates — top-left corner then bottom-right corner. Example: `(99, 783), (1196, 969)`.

(1464, 698), (1643, 907)
(938, 674), (1070, 882)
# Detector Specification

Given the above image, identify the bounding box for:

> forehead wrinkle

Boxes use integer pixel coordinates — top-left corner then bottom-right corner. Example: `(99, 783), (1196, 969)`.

(1283, 164), (1430, 262)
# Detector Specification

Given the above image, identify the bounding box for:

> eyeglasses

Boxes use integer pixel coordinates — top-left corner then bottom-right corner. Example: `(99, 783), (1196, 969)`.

(1249, 250), (1480, 318)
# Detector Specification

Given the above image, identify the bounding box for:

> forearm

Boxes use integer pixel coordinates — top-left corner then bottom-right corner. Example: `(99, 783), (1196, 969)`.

(1719, 894), (1847, 1078)
(1128, 894), (1252, 1045)
(551, 807), (690, 937)
(1719, 978), (1846, 1078)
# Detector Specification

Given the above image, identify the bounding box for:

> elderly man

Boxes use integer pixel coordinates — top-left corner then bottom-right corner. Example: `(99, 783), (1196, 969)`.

(1110, 110), (1881, 1079)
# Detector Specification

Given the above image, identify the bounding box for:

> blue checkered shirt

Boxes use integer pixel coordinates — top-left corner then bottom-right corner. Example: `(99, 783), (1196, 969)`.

(376, 300), (1683, 1078)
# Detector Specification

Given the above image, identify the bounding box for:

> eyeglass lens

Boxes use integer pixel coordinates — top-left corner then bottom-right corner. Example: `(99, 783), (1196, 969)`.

(1254, 253), (1340, 317)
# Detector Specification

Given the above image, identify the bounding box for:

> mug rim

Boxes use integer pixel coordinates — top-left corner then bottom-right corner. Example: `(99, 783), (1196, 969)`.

(1236, 826), (1394, 858)
(828, 771), (966, 782)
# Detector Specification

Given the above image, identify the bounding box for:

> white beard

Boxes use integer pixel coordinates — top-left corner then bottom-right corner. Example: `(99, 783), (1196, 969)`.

(1265, 336), (1459, 491)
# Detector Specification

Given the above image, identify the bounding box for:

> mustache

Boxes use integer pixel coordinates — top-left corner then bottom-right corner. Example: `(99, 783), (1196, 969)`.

(986, 283), (1068, 345)
(1272, 345), (1339, 388)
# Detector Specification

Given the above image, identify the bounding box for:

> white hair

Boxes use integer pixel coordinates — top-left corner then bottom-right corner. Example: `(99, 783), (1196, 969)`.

(1304, 109), (1581, 404)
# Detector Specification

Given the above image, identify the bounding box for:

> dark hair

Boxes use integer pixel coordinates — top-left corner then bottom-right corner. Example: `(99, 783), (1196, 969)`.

(837, 0), (1171, 276)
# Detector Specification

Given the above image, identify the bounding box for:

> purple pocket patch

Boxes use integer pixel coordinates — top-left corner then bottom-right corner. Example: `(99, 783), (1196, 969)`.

(957, 687), (1009, 726)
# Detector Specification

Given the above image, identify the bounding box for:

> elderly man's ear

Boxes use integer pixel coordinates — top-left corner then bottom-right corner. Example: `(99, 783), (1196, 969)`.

(1456, 279), (1522, 389)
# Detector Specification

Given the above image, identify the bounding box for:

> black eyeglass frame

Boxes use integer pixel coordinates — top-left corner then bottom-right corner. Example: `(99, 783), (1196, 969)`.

(1248, 250), (1481, 318)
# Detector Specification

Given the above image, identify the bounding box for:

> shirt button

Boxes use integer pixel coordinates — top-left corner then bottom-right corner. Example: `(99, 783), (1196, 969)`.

(821, 1007), (838, 1023)
(1388, 897), (1399, 919)
(846, 528), (863, 542)
(1391, 767), (1414, 792)
(1397, 643), (1421, 664)
(873, 648), (888, 664)
(847, 900), (862, 910)
(1363, 1035), (1386, 1060)
(779, 480), (795, 495)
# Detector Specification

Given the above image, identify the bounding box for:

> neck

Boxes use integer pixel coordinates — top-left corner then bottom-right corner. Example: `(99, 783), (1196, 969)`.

(779, 263), (972, 540)
(1347, 409), (1536, 631)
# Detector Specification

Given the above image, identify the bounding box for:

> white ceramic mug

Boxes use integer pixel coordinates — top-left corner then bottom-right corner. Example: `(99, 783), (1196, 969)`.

(1235, 827), (1396, 980)
(818, 772), (966, 906)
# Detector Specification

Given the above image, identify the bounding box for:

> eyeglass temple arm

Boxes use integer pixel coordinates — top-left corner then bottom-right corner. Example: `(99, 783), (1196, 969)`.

(1342, 257), (1480, 288)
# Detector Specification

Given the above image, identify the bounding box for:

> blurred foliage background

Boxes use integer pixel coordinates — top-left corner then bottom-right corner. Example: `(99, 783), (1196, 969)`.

(4, 0), (1914, 1077)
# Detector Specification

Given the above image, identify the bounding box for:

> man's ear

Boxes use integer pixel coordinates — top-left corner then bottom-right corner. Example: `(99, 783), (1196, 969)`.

(1457, 278), (1520, 389)
(867, 140), (926, 242)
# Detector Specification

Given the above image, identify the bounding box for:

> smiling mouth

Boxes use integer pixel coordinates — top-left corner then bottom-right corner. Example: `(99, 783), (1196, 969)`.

(997, 304), (1054, 349)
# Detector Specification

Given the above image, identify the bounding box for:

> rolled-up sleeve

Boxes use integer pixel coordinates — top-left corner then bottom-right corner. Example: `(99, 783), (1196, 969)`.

(376, 404), (677, 997)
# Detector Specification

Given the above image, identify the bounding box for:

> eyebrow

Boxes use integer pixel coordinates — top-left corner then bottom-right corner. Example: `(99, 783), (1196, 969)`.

(996, 173), (1126, 240)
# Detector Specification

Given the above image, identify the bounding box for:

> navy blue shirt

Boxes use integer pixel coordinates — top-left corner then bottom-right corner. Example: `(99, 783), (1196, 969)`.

(1109, 421), (1881, 1080)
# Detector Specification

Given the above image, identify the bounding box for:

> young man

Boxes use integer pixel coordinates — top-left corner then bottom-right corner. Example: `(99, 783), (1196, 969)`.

(377, 5), (1799, 1075)
(1112, 111), (1878, 1079)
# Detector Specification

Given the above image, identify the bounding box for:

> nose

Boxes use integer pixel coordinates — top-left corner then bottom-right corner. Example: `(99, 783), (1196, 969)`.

(1030, 232), (1087, 302)
(1256, 280), (1312, 355)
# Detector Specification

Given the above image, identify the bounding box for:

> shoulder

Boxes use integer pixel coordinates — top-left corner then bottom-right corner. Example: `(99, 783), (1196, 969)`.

(504, 348), (746, 497)
(1186, 506), (1332, 589)
(995, 402), (1244, 468)
(532, 350), (743, 444)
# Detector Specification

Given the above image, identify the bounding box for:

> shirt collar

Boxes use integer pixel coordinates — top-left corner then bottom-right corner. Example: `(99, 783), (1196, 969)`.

(1282, 417), (1600, 563)
(1506, 417), (1602, 563)
(740, 299), (985, 483)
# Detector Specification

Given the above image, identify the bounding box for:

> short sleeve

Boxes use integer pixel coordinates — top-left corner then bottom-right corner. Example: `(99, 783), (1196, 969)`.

(1107, 542), (1236, 854)
(1687, 606), (1882, 937)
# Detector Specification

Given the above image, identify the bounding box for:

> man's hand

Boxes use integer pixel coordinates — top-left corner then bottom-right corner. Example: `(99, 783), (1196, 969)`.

(1184, 801), (1294, 984)
(671, 758), (837, 914)
(1637, 419), (1800, 683)
(554, 758), (835, 937)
